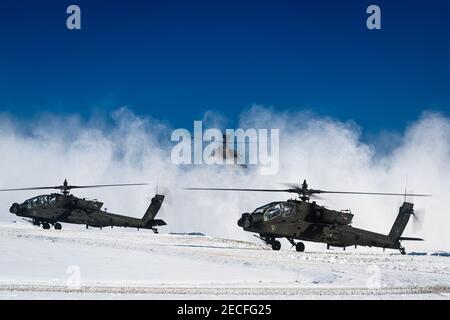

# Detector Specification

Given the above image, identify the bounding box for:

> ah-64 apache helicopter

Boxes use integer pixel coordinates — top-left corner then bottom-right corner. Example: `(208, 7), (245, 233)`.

(186, 180), (430, 254)
(2, 179), (166, 233)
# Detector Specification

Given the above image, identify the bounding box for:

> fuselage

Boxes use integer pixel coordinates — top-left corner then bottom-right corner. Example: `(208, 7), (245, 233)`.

(237, 200), (400, 250)
(10, 193), (152, 229)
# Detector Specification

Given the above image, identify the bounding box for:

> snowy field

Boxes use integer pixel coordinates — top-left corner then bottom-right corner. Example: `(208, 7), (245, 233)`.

(0, 222), (449, 299)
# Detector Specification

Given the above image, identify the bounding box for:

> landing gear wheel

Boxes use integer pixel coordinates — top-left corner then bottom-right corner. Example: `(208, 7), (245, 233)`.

(295, 242), (305, 252)
(54, 223), (62, 230)
(399, 247), (406, 255)
(42, 223), (50, 230)
(271, 240), (281, 251)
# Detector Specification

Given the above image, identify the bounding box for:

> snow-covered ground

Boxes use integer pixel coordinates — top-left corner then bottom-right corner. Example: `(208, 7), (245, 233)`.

(0, 222), (449, 299)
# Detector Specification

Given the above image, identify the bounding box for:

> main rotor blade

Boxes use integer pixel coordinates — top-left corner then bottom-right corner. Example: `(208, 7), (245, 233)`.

(0, 186), (61, 192)
(184, 187), (431, 197)
(313, 190), (431, 197)
(184, 187), (294, 193)
(281, 183), (431, 197)
(69, 183), (150, 189)
(0, 183), (150, 192)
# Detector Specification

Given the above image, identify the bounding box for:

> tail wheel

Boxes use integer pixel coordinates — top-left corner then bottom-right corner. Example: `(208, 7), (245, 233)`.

(399, 247), (406, 255)
(295, 242), (305, 252)
(271, 241), (281, 251)
(54, 223), (62, 230)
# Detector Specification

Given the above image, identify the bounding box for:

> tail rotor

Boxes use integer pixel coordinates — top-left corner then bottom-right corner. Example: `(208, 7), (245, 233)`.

(412, 208), (425, 233)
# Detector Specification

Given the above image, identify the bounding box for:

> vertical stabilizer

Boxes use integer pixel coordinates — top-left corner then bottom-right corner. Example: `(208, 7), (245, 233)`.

(142, 194), (165, 224)
(388, 202), (414, 241)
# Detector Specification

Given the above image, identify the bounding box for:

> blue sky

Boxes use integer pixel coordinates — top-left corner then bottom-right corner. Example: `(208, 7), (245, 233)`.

(1, 0), (449, 134)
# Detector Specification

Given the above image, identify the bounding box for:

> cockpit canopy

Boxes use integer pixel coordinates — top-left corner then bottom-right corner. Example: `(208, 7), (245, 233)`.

(252, 201), (295, 221)
(24, 195), (57, 209)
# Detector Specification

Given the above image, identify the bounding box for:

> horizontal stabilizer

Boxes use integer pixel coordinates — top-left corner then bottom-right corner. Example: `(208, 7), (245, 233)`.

(146, 219), (166, 227)
(399, 237), (424, 241)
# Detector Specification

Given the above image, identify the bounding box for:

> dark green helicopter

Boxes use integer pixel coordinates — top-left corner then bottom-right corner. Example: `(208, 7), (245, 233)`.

(3, 179), (166, 233)
(186, 180), (430, 254)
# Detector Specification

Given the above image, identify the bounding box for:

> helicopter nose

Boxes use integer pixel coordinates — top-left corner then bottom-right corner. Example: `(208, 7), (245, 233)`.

(237, 213), (252, 228)
(9, 203), (19, 214)
(237, 213), (246, 227)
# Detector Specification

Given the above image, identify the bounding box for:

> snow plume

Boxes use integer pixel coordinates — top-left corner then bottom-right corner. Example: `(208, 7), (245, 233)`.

(0, 106), (449, 251)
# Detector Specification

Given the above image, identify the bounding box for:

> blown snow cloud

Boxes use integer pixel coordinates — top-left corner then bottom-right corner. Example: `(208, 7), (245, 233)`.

(0, 106), (449, 251)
